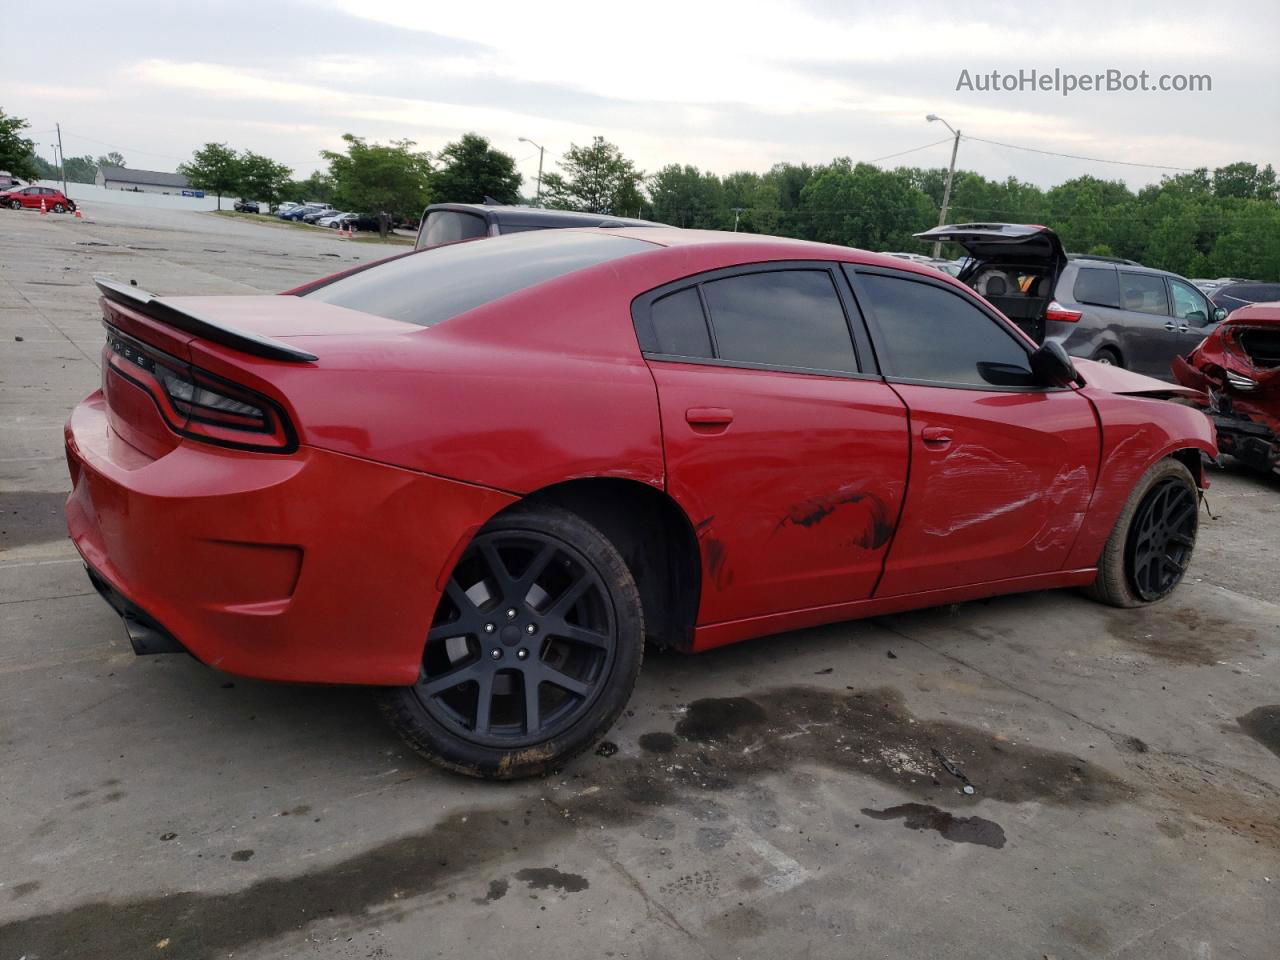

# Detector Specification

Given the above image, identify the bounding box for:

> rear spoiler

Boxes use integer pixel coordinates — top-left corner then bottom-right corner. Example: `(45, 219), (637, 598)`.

(94, 278), (318, 363)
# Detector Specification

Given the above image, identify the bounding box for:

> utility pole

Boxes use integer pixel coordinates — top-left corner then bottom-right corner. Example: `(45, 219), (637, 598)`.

(926, 114), (960, 259)
(518, 137), (545, 206)
(732, 207), (744, 232)
(55, 123), (68, 198)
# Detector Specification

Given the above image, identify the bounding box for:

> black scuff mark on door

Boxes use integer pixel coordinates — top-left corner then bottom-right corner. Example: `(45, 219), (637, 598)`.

(776, 484), (894, 550)
(695, 515), (733, 590)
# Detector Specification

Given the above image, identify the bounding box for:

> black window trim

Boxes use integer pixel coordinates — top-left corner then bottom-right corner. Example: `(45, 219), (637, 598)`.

(845, 263), (1070, 394)
(631, 260), (879, 381)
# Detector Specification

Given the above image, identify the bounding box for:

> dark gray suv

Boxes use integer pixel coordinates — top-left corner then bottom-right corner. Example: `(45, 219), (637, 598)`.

(916, 223), (1228, 382)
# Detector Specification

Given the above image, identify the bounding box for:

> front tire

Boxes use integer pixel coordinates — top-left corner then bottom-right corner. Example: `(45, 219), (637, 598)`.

(379, 503), (644, 779)
(53, 203), (66, 213)
(1085, 458), (1199, 608)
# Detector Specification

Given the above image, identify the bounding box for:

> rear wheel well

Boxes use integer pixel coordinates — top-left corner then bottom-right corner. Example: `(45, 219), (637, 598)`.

(508, 479), (701, 651)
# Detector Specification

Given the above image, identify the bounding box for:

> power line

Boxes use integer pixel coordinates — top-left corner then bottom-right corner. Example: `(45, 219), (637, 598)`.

(962, 134), (1198, 172)
(866, 137), (954, 163)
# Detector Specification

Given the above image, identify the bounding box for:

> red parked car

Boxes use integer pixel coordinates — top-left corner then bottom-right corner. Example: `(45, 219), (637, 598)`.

(65, 229), (1215, 778)
(1, 184), (75, 212)
(1173, 301), (1280, 474)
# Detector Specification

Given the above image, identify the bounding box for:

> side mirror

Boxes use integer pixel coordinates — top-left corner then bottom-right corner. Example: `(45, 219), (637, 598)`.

(1213, 306), (1228, 323)
(1030, 340), (1077, 387)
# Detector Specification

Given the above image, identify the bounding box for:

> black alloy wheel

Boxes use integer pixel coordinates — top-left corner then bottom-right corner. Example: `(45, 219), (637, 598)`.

(9, 200), (20, 210)
(1124, 475), (1198, 601)
(414, 529), (618, 748)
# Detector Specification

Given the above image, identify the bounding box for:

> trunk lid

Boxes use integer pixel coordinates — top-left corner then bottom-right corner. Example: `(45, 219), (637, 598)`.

(914, 223), (1068, 343)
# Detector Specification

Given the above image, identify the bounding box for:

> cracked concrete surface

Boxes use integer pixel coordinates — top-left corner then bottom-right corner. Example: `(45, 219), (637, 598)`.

(2, 202), (1278, 960)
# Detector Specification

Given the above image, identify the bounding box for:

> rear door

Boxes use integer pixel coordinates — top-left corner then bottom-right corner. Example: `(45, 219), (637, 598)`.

(636, 263), (910, 626)
(847, 266), (1099, 596)
(1116, 270), (1174, 376)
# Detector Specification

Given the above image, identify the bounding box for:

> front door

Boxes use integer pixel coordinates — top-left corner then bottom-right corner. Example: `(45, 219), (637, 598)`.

(635, 265), (911, 625)
(847, 266), (1099, 597)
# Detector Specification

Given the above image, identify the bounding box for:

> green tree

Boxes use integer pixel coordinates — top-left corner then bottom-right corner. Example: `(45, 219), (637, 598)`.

(237, 150), (293, 208)
(178, 143), (242, 210)
(322, 134), (433, 237)
(1212, 162), (1278, 202)
(0, 108), (39, 180)
(647, 164), (724, 228)
(61, 155), (97, 184)
(430, 132), (521, 205)
(283, 170), (335, 205)
(96, 151), (126, 168)
(799, 159), (935, 251)
(541, 137), (644, 215)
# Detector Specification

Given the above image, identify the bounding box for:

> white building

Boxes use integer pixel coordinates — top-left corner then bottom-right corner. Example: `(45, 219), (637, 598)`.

(95, 165), (192, 195)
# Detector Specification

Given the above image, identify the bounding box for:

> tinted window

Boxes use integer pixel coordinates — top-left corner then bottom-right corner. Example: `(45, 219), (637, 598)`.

(1119, 272), (1169, 315)
(306, 230), (656, 327)
(1169, 278), (1209, 325)
(420, 210), (489, 249)
(649, 288), (712, 358)
(700, 270), (857, 373)
(1073, 266), (1120, 308)
(856, 271), (1032, 386)
(1213, 284), (1280, 311)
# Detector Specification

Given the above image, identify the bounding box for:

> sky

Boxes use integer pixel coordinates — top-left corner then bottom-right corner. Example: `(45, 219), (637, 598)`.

(6, 0), (1278, 192)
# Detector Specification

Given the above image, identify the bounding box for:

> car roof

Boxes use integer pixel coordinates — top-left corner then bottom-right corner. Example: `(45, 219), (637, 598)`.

(427, 203), (661, 228)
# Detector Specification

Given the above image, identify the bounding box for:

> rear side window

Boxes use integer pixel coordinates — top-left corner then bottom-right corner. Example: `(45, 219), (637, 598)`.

(420, 210), (489, 249)
(855, 271), (1032, 387)
(305, 231), (657, 327)
(1119, 272), (1169, 315)
(1073, 266), (1120, 308)
(701, 270), (858, 373)
(649, 288), (712, 358)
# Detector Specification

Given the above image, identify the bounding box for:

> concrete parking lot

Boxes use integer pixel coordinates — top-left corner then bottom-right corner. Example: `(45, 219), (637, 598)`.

(2, 201), (1278, 960)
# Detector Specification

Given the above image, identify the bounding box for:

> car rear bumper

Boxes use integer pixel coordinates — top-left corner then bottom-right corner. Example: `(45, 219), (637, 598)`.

(65, 390), (516, 685)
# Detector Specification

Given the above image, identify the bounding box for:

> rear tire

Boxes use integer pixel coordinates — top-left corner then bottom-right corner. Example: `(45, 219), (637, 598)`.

(1093, 347), (1122, 367)
(1085, 458), (1198, 608)
(379, 503), (644, 779)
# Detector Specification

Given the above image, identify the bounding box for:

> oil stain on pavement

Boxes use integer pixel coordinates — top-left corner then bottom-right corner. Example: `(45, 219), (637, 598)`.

(0, 684), (1258, 960)
(861, 803), (1007, 848)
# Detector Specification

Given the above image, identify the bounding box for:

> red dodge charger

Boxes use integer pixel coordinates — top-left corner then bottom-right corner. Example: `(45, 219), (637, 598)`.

(65, 228), (1215, 777)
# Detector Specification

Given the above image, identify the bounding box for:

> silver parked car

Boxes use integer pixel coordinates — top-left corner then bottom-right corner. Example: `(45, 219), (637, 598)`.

(915, 223), (1228, 382)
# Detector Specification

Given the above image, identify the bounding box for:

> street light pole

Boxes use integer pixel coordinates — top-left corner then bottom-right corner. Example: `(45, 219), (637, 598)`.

(55, 122), (68, 199)
(518, 137), (545, 206)
(926, 114), (961, 259)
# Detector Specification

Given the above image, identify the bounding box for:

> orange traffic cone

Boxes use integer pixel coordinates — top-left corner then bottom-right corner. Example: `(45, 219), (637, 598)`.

(40, 198), (48, 215)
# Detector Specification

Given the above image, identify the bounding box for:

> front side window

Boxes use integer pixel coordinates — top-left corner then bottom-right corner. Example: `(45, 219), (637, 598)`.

(1169, 278), (1209, 325)
(854, 270), (1033, 387)
(1073, 266), (1120, 308)
(700, 270), (858, 373)
(1119, 272), (1170, 316)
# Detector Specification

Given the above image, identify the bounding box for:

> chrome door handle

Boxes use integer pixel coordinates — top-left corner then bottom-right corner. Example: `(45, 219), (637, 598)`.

(1164, 322), (1178, 331)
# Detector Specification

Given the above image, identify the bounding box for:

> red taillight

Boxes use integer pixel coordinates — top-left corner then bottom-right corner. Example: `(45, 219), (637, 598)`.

(104, 327), (296, 452)
(1045, 300), (1083, 324)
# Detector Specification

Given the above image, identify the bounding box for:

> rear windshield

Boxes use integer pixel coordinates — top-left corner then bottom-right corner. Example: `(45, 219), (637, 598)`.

(304, 230), (657, 327)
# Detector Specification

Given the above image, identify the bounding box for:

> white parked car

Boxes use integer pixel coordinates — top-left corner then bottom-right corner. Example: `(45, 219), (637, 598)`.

(317, 212), (352, 228)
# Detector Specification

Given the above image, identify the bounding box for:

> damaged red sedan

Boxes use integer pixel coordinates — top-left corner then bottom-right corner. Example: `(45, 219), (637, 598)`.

(65, 228), (1215, 778)
(1173, 302), (1280, 475)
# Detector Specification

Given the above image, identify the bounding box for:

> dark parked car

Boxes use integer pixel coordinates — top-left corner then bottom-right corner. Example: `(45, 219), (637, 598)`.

(301, 207), (339, 224)
(917, 223), (1227, 381)
(1, 185), (75, 213)
(416, 203), (660, 250)
(327, 212), (381, 231)
(280, 204), (327, 221)
(1208, 281), (1280, 316)
(234, 200), (260, 214)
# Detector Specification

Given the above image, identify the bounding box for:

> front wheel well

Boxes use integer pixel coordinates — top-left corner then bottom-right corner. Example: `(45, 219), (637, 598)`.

(508, 478), (702, 651)
(1171, 447), (1208, 488)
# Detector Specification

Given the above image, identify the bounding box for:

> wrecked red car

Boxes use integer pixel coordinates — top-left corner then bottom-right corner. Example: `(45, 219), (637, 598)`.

(65, 228), (1215, 779)
(1173, 302), (1280, 474)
